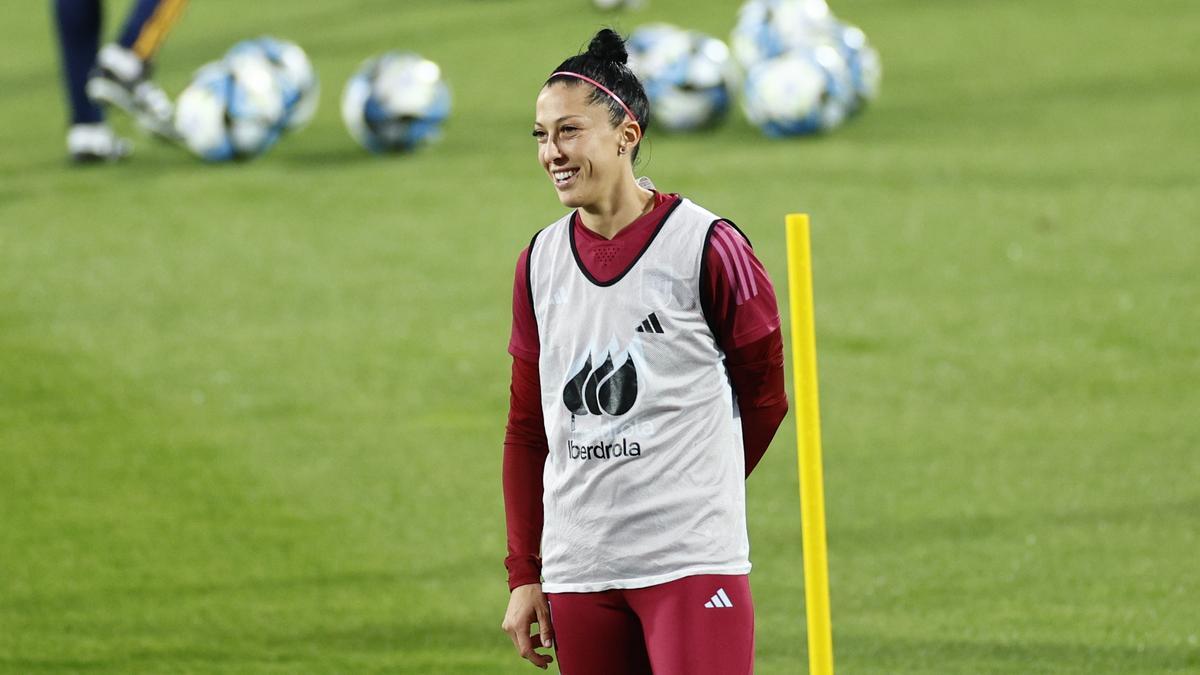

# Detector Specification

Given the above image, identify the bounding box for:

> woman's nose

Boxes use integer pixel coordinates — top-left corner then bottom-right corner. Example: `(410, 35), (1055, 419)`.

(544, 138), (565, 164)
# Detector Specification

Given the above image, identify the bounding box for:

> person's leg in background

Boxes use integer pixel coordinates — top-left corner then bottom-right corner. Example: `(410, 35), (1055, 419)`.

(53, 0), (131, 162)
(117, 0), (188, 63)
(88, 0), (188, 140)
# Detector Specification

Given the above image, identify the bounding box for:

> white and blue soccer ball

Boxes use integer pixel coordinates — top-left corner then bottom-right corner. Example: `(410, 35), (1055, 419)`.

(174, 59), (287, 161)
(731, 0), (837, 68)
(829, 21), (882, 111)
(341, 52), (451, 153)
(627, 24), (736, 132)
(732, 0), (881, 133)
(741, 47), (852, 136)
(224, 36), (319, 131)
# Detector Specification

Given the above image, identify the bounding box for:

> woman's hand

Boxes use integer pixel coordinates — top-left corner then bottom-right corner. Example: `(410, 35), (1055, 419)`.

(501, 582), (555, 669)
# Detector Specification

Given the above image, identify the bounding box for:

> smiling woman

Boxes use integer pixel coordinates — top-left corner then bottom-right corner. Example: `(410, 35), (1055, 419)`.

(499, 28), (789, 675)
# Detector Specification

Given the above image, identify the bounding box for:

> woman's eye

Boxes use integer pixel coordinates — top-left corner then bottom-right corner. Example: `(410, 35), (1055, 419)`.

(532, 130), (547, 141)
(561, 126), (578, 134)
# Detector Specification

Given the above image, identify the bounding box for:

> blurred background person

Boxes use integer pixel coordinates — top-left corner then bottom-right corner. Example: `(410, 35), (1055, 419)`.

(52, 0), (188, 162)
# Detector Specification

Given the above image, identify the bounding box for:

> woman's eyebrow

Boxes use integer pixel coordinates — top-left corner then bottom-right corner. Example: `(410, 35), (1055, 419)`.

(534, 115), (585, 127)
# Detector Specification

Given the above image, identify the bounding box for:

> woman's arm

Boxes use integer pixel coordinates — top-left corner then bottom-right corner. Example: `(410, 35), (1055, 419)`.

(500, 250), (556, 668)
(501, 356), (556, 666)
(503, 247), (546, 587)
(726, 329), (788, 476)
(701, 220), (789, 477)
(503, 355), (548, 588)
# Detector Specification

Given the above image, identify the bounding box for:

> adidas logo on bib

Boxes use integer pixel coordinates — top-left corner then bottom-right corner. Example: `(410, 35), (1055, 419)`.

(634, 312), (664, 334)
(704, 588), (734, 608)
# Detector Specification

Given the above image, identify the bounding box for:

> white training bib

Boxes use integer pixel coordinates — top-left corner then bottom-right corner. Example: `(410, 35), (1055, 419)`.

(528, 197), (750, 593)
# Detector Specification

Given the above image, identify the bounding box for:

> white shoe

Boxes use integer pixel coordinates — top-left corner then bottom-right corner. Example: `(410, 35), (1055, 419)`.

(87, 44), (179, 142)
(67, 123), (133, 163)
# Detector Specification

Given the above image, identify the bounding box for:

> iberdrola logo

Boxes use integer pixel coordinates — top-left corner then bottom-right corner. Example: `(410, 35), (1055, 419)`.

(562, 345), (639, 417)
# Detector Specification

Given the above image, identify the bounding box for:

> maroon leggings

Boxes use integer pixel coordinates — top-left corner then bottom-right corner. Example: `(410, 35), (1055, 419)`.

(546, 574), (754, 675)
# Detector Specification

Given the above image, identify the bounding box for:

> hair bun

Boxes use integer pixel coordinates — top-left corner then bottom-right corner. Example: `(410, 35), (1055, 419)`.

(586, 28), (629, 65)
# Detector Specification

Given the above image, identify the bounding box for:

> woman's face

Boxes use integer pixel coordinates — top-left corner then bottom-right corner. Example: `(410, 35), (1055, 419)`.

(534, 82), (633, 209)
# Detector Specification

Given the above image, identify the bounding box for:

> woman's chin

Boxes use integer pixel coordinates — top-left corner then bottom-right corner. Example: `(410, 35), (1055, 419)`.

(555, 190), (586, 208)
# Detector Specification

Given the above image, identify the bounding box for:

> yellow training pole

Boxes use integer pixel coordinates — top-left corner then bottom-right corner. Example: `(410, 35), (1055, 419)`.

(785, 213), (834, 675)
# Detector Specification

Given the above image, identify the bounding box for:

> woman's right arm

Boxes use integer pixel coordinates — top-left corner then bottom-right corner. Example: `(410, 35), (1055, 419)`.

(501, 355), (555, 668)
(503, 246), (546, 588)
(503, 355), (548, 587)
(500, 249), (555, 669)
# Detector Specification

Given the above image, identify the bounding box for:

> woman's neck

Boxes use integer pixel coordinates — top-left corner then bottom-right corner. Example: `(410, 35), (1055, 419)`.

(578, 177), (655, 240)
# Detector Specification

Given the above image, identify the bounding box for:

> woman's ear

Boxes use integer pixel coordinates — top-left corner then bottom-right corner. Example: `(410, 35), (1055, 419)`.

(620, 120), (642, 154)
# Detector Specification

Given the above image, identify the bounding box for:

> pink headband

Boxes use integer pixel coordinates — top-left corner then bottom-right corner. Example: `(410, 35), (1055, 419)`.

(551, 71), (637, 124)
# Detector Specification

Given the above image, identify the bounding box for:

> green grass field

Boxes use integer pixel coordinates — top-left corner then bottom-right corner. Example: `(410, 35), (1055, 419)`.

(2, 0), (1198, 672)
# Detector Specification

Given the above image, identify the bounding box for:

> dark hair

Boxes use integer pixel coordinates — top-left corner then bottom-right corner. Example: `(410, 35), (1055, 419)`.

(546, 28), (650, 161)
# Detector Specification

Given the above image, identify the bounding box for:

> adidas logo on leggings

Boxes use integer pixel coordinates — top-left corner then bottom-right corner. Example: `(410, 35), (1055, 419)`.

(704, 588), (734, 608)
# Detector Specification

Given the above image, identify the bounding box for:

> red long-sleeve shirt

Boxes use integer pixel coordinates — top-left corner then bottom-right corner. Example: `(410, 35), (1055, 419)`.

(503, 192), (788, 589)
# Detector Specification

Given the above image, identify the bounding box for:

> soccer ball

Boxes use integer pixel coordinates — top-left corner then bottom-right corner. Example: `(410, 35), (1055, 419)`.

(741, 47), (851, 136)
(174, 59), (287, 161)
(731, 0), (837, 68)
(224, 36), (319, 131)
(627, 24), (736, 132)
(341, 52), (451, 153)
(830, 21), (882, 111)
